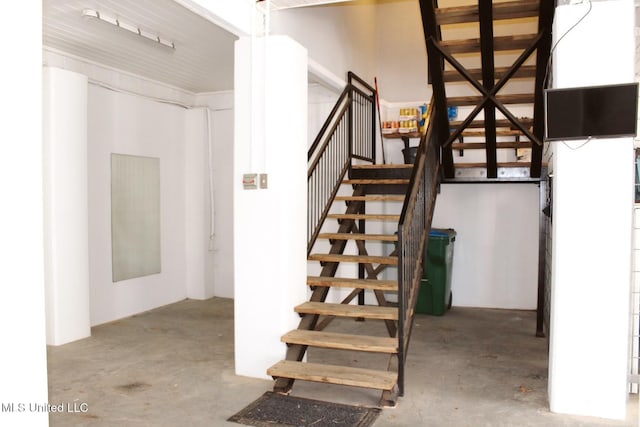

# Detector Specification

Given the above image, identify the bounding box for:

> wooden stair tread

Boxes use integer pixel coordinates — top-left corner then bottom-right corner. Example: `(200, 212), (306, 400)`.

(318, 233), (398, 242)
(327, 213), (401, 221)
(436, 0), (540, 25)
(295, 301), (399, 320)
(308, 253), (398, 265)
(461, 130), (527, 137)
(282, 330), (398, 353)
(450, 118), (533, 129)
(343, 179), (410, 185)
(454, 161), (543, 168)
(440, 34), (537, 54)
(352, 164), (414, 169)
(444, 65), (537, 83)
(452, 141), (533, 150)
(307, 276), (398, 291)
(267, 360), (397, 390)
(335, 195), (405, 202)
(447, 93), (534, 106)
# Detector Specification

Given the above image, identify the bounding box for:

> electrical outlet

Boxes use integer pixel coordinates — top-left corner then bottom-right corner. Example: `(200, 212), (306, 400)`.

(259, 174), (268, 189)
(242, 173), (257, 190)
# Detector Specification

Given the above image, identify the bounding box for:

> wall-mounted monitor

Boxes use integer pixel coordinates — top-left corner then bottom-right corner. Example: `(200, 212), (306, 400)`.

(545, 83), (638, 141)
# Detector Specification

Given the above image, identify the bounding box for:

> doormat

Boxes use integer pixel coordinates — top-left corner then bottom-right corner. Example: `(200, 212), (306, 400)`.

(227, 391), (381, 427)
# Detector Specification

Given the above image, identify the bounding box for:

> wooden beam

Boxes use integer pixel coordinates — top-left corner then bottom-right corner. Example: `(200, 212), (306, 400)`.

(479, 0), (497, 178)
(451, 141), (533, 150)
(308, 253), (398, 265)
(318, 232), (398, 241)
(327, 213), (401, 221)
(440, 34), (537, 54)
(443, 65), (537, 83)
(450, 118), (534, 129)
(268, 360), (397, 391)
(430, 35), (541, 149)
(281, 330), (398, 353)
(447, 93), (534, 106)
(420, 0), (455, 178)
(307, 276), (398, 291)
(295, 302), (399, 320)
(436, 0), (540, 25)
(431, 33), (545, 149)
(531, 0), (556, 178)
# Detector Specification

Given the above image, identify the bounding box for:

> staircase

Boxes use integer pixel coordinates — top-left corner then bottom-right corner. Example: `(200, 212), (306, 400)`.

(269, 165), (410, 405)
(267, 0), (554, 408)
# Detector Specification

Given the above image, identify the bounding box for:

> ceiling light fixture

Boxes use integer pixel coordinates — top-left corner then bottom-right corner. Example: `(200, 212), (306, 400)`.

(81, 9), (175, 50)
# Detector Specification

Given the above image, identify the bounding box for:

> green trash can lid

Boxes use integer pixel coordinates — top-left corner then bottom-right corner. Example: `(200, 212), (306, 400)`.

(429, 228), (456, 240)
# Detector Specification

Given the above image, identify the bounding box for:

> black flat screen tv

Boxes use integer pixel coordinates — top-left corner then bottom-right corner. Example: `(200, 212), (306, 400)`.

(545, 83), (638, 141)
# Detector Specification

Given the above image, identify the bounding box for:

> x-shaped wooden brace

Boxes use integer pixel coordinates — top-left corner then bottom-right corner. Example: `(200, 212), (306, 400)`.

(428, 31), (546, 149)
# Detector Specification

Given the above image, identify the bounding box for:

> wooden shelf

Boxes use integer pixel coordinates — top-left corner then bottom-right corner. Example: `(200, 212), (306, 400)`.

(382, 131), (422, 139)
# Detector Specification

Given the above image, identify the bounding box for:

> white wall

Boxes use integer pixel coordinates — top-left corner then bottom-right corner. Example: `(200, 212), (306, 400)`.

(87, 85), (188, 325)
(432, 183), (539, 309)
(174, 0), (255, 37)
(375, 0), (430, 103)
(271, 0), (377, 83)
(548, 0), (635, 420)
(0, 3), (49, 426)
(44, 48), (235, 320)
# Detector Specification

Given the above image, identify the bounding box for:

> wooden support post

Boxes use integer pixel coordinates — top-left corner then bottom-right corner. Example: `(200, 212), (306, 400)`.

(420, 0), (455, 178)
(479, 0), (497, 178)
(531, 0), (556, 178)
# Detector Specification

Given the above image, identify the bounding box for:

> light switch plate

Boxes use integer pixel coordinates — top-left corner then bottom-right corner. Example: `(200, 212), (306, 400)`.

(259, 173), (268, 189)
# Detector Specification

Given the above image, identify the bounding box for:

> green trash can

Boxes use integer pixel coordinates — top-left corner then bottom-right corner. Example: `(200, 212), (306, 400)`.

(416, 228), (456, 315)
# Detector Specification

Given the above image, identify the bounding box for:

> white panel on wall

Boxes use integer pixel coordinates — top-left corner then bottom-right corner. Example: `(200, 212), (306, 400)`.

(111, 153), (161, 282)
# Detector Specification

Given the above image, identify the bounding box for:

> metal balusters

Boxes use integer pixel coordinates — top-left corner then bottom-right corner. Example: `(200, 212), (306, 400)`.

(397, 100), (439, 396)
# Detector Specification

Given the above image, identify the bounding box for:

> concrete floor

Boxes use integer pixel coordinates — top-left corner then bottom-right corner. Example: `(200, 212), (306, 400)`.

(47, 297), (638, 426)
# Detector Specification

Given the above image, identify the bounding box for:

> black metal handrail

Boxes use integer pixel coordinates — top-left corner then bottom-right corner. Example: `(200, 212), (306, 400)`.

(397, 97), (440, 396)
(307, 72), (376, 253)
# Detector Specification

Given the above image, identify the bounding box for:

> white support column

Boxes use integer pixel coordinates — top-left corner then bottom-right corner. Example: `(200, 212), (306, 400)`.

(548, 0), (635, 419)
(0, 2), (49, 425)
(233, 36), (308, 378)
(42, 67), (91, 345)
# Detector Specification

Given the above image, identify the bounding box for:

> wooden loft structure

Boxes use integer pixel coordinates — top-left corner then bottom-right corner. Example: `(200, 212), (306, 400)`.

(420, 0), (554, 182)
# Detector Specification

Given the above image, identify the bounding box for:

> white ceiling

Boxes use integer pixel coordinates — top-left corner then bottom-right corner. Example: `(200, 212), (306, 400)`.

(43, 0), (238, 93)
